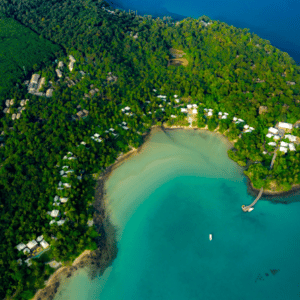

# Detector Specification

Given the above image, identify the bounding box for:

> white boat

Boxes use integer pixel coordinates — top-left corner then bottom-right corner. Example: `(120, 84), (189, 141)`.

(209, 234), (212, 241)
(248, 207), (254, 212)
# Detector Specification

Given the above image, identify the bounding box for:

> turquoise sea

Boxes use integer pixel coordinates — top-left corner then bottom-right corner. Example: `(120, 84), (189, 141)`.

(55, 129), (300, 300)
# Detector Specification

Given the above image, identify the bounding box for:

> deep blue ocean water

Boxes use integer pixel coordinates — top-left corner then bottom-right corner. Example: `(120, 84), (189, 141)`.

(54, 129), (300, 300)
(109, 0), (300, 64)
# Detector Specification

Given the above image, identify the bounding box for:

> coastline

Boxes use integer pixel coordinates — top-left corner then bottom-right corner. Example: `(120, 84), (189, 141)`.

(32, 125), (300, 300)
(31, 133), (152, 300)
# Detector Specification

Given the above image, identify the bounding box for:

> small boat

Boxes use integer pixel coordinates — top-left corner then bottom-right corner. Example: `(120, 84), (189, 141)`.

(209, 234), (212, 241)
(248, 207), (254, 212)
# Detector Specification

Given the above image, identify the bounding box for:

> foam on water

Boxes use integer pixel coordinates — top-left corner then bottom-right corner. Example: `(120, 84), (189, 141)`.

(55, 129), (300, 300)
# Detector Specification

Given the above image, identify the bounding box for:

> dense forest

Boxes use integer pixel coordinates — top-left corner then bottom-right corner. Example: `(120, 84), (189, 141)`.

(0, 0), (300, 298)
(0, 17), (61, 96)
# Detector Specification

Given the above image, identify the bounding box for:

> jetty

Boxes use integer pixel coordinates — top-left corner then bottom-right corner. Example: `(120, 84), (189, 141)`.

(242, 187), (263, 212)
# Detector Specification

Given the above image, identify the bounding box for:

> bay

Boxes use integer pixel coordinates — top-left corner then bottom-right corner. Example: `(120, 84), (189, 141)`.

(54, 129), (300, 300)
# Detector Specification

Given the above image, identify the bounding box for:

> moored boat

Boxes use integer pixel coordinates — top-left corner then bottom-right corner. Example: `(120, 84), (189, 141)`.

(209, 234), (212, 241)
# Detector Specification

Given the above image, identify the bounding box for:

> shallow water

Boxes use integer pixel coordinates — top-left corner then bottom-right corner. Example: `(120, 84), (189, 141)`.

(109, 0), (300, 64)
(55, 129), (300, 300)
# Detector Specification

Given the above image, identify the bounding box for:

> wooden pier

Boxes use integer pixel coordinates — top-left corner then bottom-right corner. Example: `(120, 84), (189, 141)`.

(242, 187), (264, 212)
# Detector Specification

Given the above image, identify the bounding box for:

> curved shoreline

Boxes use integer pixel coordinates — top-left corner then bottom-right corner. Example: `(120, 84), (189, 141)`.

(32, 125), (300, 300)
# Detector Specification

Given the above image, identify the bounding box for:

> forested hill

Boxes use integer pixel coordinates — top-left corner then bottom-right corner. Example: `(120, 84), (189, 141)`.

(0, 0), (300, 299)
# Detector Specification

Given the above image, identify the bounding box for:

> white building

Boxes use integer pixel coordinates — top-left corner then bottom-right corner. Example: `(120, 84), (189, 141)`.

(181, 108), (188, 113)
(46, 88), (53, 97)
(58, 61), (64, 68)
(23, 248), (30, 255)
(266, 133), (273, 138)
(289, 143), (296, 151)
(268, 142), (277, 146)
(27, 240), (38, 250)
(221, 115), (227, 119)
(56, 69), (62, 78)
(285, 135), (297, 142)
(268, 127), (278, 135)
(279, 146), (288, 153)
(273, 135), (280, 140)
(60, 197), (68, 203)
(50, 210), (60, 218)
(57, 220), (66, 226)
(280, 141), (289, 147)
(41, 240), (49, 249)
(49, 220), (56, 225)
(233, 117), (237, 121)
(36, 235), (44, 242)
(192, 109), (198, 114)
(207, 111), (213, 117)
(16, 243), (26, 251)
(187, 104), (192, 109)
(171, 115), (177, 118)
(69, 55), (76, 63)
(278, 122), (293, 130)
(244, 125), (249, 129)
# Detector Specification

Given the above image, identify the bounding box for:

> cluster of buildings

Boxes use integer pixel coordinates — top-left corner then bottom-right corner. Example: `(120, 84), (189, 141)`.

(16, 235), (50, 265)
(107, 72), (118, 83)
(56, 55), (76, 78)
(266, 122), (298, 153)
(3, 99), (28, 120)
(121, 106), (134, 116)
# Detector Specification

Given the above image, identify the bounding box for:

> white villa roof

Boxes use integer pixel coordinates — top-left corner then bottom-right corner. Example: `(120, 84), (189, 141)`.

(249, 127), (255, 131)
(187, 104), (192, 109)
(289, 143), (296, 151)
(208, 108), (213, 112)
(171, 115), (177, 118)
(238, 119), (244, 122)
(268, 142), (277, 146)
(233, 117), (237, 121)
(124, 106), (130, 110)
(218, 112), (223, 115)
(153, 89), (157, 92)
(27, 240), (38, 250)
(50, 210), (60, 217)
(266, 133), (273, 138)
(23, 248), (30, 255)
(192, 104), (198, 108)
(181, 108), (187, 113)
(63, 183), (71, 188)
(269, 126), (278, 135)
(244, 125), (249, 129)
(273, 135), (280, 140)
(54, 196), (59, 202)
(207, 111), (213, 116)
(41, 240), (49, 249)
(60, 197), (68, 203)
(36, 235), (44, 242)
(221, 115), (227, 119)
(279, 146), (288, 153)
(49, 220), (56, 225)
(55, 69), (62, 78)
(174, 94), (178, 97)
(16, 243), (26, 251)
(192, 109), (198, 114)
(175, 99), (180, 103)
(223, 112), (229, 115)
(280, 141), (289, 147)
(57, 220), (66, 226)
(278, 122), (293, 130)
(123, 126), (129, 130)
(69, 55), (76, 62)
(285, 135), (297, 142)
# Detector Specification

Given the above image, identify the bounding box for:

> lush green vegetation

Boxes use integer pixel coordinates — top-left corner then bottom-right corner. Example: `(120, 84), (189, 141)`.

(0, 0), (300, 298)
(0, 17), (61, 97)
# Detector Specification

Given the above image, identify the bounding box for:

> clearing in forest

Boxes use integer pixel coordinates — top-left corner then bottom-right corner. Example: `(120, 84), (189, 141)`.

(168, 48), (188, 66)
